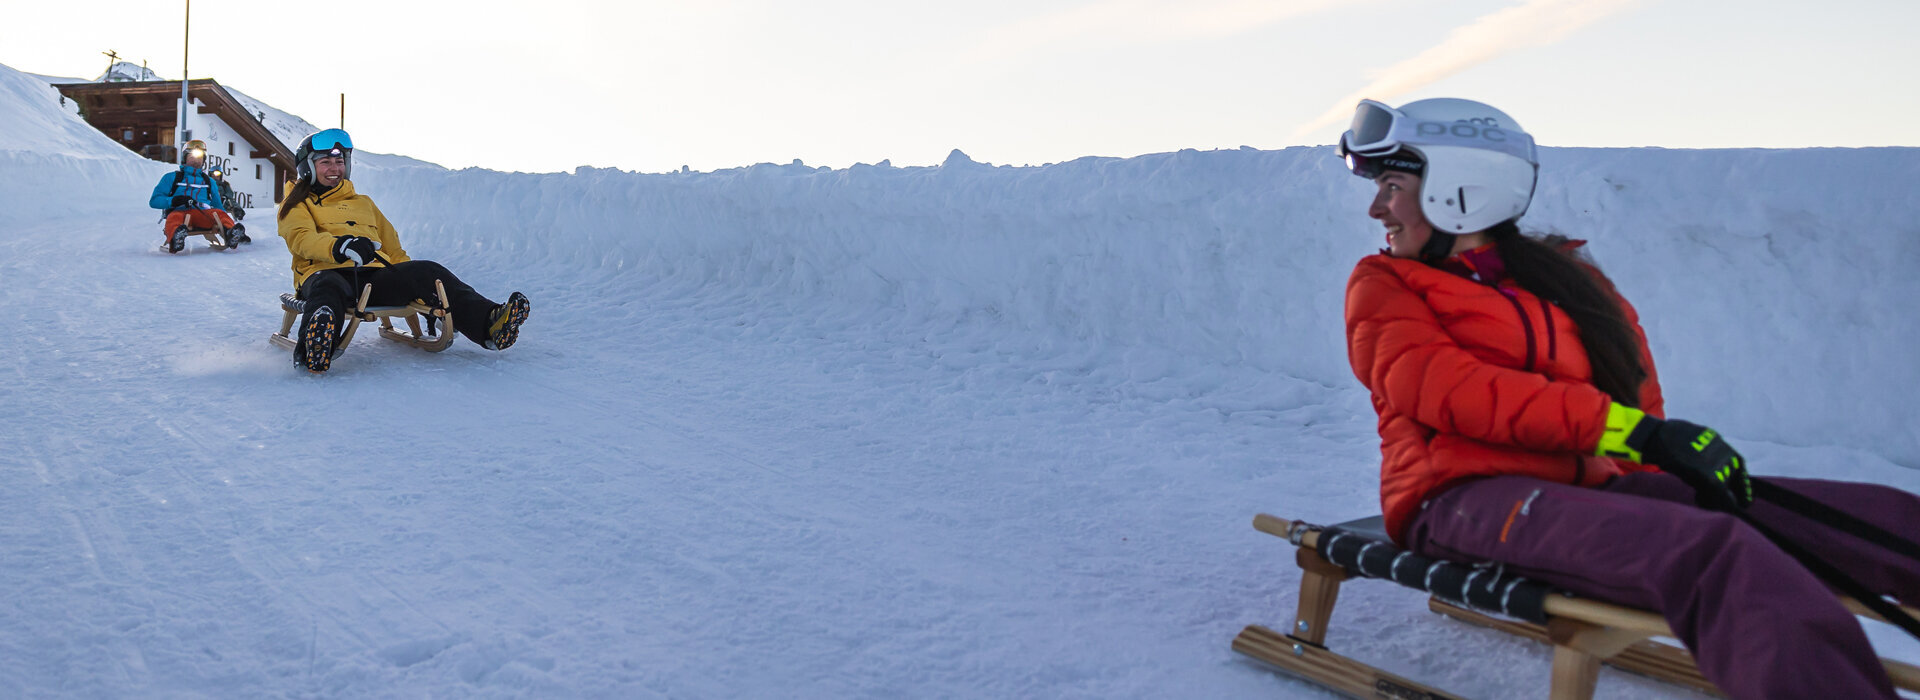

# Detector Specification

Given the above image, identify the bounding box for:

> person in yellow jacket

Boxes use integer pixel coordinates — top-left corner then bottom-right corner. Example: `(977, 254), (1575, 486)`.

(277, 129), (530, 372)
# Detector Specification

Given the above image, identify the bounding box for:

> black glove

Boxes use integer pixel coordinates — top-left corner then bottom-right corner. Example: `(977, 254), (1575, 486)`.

(333, 236), (379, 265)
(171, 194), (192, 208)
(1629, 416), (1754, 511)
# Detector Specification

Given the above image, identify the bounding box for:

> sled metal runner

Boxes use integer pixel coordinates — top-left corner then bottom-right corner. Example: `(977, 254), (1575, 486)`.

(268, 280), (454, 357)
(1233, 513), (1920, 699)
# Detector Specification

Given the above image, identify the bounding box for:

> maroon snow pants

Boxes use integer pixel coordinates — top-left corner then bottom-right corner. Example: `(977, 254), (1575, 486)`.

(1405, 472), (1920, 699)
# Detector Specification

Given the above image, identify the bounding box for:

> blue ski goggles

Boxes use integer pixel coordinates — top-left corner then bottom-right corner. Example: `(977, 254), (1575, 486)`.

(1337, 99), (1536, 172)
(308, 128), (354, 153)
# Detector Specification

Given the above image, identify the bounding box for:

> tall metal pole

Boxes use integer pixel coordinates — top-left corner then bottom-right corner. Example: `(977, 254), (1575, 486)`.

(340, 93), (345, 129)
(177, 0), (190, 164)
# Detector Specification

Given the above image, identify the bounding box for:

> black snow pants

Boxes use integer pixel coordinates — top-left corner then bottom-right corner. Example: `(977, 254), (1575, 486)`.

(298, 260), (499, 347)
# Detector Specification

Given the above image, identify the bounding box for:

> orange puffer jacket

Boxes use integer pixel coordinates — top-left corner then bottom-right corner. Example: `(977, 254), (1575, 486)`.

(1344, 248), (1664, 544)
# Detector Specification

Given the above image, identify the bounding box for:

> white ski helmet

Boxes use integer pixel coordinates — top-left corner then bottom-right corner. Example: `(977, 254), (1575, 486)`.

(1338, 97), (1539, 233)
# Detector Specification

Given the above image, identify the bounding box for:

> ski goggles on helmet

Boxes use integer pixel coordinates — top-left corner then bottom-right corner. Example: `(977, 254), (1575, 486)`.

(308, 129), (354, 153)
(1337, 99), (1536, 174)
(1342, 149), (1426, 180)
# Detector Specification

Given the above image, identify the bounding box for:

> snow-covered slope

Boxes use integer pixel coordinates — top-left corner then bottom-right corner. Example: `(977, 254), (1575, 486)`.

(358, 144), (1920, 467)
(0, 63), (170, 216)
(5, 56), (1920, 698)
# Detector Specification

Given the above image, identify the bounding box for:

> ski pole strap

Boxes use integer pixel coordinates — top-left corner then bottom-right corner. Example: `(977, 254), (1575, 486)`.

(1753, 478), (1920, 566)
(1734, 510), (1920, 642)
(1316, 525), (1552, 624)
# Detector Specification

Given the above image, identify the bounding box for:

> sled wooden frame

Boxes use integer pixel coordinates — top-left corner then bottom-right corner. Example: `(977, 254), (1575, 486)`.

(268, 280), (454, 356)
(171, 223), (237, 251)
(1232, 513), (1920, 699)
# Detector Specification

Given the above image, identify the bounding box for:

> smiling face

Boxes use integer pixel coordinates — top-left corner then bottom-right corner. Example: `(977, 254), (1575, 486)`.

(312, 154), (347, 188)
(1369, 171), (1433, 259)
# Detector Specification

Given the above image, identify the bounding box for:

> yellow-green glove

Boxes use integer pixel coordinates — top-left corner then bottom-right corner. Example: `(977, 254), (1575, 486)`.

(1598, 403), (1754, 510)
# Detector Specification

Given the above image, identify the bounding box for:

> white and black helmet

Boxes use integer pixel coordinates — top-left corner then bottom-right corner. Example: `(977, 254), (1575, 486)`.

(1338, 97), (1539, 233)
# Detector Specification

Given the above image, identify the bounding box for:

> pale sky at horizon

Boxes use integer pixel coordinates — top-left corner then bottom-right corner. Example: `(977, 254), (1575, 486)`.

(4, 0), (1916, 174)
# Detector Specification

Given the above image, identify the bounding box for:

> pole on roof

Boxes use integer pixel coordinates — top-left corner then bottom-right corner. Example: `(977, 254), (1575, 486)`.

(340, 93), (345, 129)
(177, 0), (190, 164)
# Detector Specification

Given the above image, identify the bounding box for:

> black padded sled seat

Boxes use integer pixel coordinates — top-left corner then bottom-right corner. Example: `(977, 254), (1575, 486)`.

(268, 281), (454, 357)
(1233, 513), (1920, 700)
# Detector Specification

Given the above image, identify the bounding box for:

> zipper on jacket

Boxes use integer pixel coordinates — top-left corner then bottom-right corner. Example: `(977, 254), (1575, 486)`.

(1538, 297), (1557, 361)
(1497, 288), (1537, 372)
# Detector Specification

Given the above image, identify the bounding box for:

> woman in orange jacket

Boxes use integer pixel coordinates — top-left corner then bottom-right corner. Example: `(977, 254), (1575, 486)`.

(278, 129), (530, 373)
(1338, 97), (1920, 698)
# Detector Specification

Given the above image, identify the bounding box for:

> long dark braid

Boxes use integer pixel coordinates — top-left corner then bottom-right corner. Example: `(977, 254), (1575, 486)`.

(1485, 221), (1647, 406)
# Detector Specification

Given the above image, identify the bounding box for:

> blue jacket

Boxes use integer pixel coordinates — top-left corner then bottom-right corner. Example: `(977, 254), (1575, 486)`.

(149, 166), (223, 211)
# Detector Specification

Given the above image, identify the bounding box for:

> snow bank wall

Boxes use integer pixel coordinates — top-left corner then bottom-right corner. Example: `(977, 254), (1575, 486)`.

(0, 64), (171, 219)
(362, 148), (1358, 385)
(0, 149), (170, 219)
(359, 146), (1920, 467)
(1529, 147), (1920, 468)
(10, 57), (1913, 466)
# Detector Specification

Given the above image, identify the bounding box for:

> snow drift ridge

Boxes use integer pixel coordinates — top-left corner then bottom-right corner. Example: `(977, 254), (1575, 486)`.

(4, 56), (1916, 466)
(358, 146), (1920, 467)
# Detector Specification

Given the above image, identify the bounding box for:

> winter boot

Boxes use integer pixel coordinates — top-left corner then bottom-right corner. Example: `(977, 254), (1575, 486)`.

(217, 227), (236, 249)
(166, 225), (188, 254)
(298, 305), (339, 373)
(230, 223), (250, 244)
(483, 292), (530, 350)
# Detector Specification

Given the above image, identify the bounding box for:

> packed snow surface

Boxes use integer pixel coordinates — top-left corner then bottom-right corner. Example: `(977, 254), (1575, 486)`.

(4, 59), (1919, 697)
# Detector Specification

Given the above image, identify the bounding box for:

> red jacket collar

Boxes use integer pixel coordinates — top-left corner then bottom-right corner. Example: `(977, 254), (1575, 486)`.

(1434, 239), (1590, 287)
(1437, 243), (1506, 285)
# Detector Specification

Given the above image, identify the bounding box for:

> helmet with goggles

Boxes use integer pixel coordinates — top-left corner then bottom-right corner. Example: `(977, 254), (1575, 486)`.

(1337, 98), (1538, 233)
(183, 139), (207, 164)
(295, 128), (355, 184)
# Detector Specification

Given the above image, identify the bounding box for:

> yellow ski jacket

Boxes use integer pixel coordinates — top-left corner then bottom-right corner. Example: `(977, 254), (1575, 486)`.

(278, 179), (411, 289)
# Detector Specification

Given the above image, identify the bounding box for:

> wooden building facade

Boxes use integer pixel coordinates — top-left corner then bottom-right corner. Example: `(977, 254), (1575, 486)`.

(54, 79), (297, 206)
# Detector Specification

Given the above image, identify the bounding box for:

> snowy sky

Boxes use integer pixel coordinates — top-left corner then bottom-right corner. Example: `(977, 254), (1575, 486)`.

(4, 0), (1917, 173)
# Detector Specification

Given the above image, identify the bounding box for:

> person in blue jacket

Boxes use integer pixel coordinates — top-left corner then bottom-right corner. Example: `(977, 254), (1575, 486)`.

(207, 167), (244, 221)
(149, 139), (250, 253)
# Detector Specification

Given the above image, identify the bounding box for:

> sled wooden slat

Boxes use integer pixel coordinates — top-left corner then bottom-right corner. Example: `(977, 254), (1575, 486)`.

(332, 283), (377, 349)
(267, 280), (454, 357)
(376, 279), (454, 352)
(1429, 598), (1720, 696)
(1238, 513), (1920, 699)
(1232, 624), (1461, 700)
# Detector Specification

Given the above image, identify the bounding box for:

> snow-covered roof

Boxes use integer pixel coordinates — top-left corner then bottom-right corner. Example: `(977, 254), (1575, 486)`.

(98, 60), (162, 83)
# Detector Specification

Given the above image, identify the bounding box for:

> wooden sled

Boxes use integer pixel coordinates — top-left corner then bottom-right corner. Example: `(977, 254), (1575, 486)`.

(167, 221), (247, 252)
(268, 280), (454, 358)
(1232, 513), (1920, 699)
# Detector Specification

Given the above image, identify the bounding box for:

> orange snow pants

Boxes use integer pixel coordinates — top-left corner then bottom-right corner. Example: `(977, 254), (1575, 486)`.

(164, 208), (237, 241)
